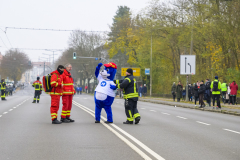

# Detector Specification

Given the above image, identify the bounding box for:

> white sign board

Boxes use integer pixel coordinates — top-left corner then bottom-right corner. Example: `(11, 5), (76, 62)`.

(180, 55), (196, 75)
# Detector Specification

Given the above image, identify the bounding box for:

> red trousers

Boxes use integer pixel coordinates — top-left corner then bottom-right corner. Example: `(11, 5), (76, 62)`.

(61, 95), (73, 118)
(50, 95), (61, 121)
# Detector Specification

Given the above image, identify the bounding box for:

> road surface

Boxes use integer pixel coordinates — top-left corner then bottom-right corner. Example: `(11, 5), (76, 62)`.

(0, 86), (239, 160)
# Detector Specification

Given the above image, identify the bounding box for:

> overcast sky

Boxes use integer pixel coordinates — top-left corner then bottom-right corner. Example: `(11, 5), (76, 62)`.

(0, 0), (167, 62)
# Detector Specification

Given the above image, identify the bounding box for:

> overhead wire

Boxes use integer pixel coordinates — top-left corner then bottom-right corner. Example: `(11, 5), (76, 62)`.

(0, 28), (13, 48)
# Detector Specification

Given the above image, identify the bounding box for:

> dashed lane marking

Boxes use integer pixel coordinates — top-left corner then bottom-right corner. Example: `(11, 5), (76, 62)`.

(9, 109), (13, 111)
(161, 112), (170, 115)
(196, 121), (211, 126)
(150, 110), (156, 112)
(223, 129), (240, 135)
(3, 112), (8, 114)
(176, 116), (187, 119)
(13, 107), (16, 108)
(0, 115), (2, 117)
(73, 101), (165, 160)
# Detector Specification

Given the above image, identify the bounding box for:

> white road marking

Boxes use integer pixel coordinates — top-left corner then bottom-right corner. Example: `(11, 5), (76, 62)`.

(150, 110), (156, 112)
(223, 129), (240, 135)
(0, 115), (2, 117)
(13, 107), (16, 108)
(176, 116), (187, 119)
(161, 112), (170, 115)
(196, 121), (211, 126)
(3, 112), (8, 114)
(73, 101), (165, 160)
(9, 109), (13, 111)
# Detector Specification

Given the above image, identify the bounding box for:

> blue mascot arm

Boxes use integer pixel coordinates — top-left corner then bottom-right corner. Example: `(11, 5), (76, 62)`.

(95, 63), (103, 78)
(110, 84), (117, 90)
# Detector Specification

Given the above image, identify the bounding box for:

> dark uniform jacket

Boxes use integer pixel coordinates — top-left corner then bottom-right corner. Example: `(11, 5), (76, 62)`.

(0, 82), (6, 90)
(115, 75), (138, 101)
(198, 84), (206, 94)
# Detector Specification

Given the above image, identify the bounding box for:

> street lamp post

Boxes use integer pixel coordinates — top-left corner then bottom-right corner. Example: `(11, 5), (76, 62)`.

(150, 34), (152, 97)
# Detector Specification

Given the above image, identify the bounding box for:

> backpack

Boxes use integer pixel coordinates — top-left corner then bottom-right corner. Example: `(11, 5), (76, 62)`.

(42, 73), (58, 92)
(213, 81), (219, 91)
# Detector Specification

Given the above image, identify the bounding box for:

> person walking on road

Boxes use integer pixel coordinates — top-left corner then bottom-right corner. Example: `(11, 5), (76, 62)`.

(198, 80), (206, 108)
(176, 81), (183, 102)
(171, 82), (176, 101)
(50, 65), (64, 124)
(221, 81), (228, 102)
(61, 64), (76, 123)
(230, 81), (238, 105)
(115, 68), (141, 124)
(210, 76), (221, 109)
(0, 79), (7, 101)
(32, 77), (42, 103)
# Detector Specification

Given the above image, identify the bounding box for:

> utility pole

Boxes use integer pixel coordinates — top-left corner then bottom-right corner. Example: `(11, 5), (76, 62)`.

(150, 34), (152, 97)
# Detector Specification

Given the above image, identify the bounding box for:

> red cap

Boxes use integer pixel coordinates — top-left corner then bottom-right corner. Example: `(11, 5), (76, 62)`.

(104, 62), (117, 69)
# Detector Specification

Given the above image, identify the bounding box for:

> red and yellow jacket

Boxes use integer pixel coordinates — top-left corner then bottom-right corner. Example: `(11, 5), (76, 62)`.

(62, 69), (76, 95)
(50, 70), (63, 96)
(32, 80), (42, 91)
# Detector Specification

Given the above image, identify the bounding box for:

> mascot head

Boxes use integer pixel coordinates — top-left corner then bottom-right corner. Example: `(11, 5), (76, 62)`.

(100, 62), (117, 81)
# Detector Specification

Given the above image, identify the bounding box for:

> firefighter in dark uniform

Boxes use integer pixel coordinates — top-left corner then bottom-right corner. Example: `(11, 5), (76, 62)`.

(0, 79), (7, 101)
(32, 77), (42, 103)
(115, 68), (141, 124)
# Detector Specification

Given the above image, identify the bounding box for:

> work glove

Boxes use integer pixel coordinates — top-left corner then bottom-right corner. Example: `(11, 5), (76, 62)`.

(110, 84), (117, 90)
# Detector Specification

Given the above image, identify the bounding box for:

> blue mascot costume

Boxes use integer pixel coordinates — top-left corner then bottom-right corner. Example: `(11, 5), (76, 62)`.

(94, 62), (117, 123)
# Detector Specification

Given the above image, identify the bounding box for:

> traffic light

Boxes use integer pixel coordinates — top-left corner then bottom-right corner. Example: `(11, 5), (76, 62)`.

(73, 52), (76, 59)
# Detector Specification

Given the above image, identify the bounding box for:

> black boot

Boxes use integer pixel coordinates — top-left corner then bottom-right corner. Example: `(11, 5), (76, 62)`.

(37, 100), (39, 103)
(32, 100), (36, 103)
(95, 120), (100, 123)
(66, 117), (75, 122)
(61, 118), (70, 123)
(52, 119), (62, 124)
(135, 117), (141, 124)
(104, 121), (113, 124)
(123, 120), (133, 124)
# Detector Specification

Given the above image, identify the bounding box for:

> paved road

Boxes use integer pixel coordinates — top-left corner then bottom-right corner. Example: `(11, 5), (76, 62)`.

(0, 86), (239, 160)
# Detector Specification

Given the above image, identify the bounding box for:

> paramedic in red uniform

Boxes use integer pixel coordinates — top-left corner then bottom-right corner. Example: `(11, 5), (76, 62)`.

(50, 65), (65, 124)
(60, 64), (76, 123)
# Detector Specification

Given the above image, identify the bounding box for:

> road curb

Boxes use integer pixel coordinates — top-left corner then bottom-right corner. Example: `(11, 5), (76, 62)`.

(139, 100), (240, 116)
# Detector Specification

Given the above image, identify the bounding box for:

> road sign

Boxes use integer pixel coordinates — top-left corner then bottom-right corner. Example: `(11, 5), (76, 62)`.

(121, 68), (141, 77)
(145, 68), (150, 75)
(180, 55), (196, 75)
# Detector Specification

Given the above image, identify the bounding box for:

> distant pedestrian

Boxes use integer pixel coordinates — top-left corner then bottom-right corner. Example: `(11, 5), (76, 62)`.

(188, 83), (192, 101)
(85, 85), (88, 93)
(198, 80), (206, 108)
(194, 82), (199, 106)
(79, 86), (82, 94)
(221, 81), (228, 102)
(210, 76), (221, 109)
(205, 79), (211, 106)
(171, 82), (177, 101)
(138, 85), (143, 97)
(230, 81), (238, 105)
(176, 81), (183, 102)
(143, 84), (147, 97)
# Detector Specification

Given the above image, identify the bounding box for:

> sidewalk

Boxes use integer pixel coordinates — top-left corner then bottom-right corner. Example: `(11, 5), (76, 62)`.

(139, 97), (240, 116)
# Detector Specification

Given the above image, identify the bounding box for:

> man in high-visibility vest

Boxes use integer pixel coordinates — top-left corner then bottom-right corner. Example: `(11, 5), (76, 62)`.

(221, 81), (227, 103)
(0, 79), (7, 101)
(210, 76), (222, 109)
(115, 68), (141, 124)
(32, 77), (42, 103)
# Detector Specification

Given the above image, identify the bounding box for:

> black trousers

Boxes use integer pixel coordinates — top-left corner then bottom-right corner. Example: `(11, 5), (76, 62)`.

(199, 94), (205, 106)
(231, 95), (236, 105)
(1, 90), (6, 100)
(33, 91), (41, 102)
(173, 94), (176, 101)
(212, 94), (221, 108)
(125, 99), (140, 122)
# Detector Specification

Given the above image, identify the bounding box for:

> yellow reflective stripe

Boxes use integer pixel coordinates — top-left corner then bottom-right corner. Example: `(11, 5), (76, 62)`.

(62, 111), (67, 113)
(55, 83), (58, 87)
(117, 84), (120, 89)
(51, 113), (56, 116)
(61, 113), (67, 116)
(51, 81), (57, 84)
(52, 116), (56, 119)
(63, 83), (73, 86)
(134, 113), (140, 118)
(63, 92), (74, 94)
(125, 78), (131, 83)
(50, 92), (62, 95)
(67, 110), (71, 112)
(116, 80), (119, 85)
(127, 110), (134, 121)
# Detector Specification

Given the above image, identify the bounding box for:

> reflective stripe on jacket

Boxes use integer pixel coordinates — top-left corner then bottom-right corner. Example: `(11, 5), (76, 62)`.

(62, 69), (75, 95)
(221, 83), (227, 92)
